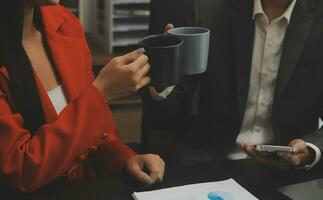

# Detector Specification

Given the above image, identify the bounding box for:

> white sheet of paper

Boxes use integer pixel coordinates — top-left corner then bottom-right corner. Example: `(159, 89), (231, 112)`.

(132, 179), (258, 200)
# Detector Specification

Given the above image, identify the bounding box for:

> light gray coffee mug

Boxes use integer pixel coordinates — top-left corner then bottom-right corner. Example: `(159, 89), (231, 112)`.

(167, 27), (210, 75)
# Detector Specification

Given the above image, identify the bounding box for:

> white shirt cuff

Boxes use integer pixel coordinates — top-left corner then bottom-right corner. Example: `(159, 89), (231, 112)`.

(157, 86), (175, 99)
(300, 143), (321, 170)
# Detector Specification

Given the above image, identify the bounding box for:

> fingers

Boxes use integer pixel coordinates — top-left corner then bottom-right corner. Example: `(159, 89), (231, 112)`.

(149, 170), (162, 184)
(277, 140), (309, 168)
(277, 152), (302, 168)
(126, 154), (165, 186)
(144, 154), (165, 184)
(241, 144), (290, 170)
(127, 159), (154, 186)
(150, 166), (164, 183)
(129, 54), (149, 70)
(137, 63), (151, 79)
(136, 76), (151, 91)
(164, 23), (174, 32)
(130, 57), (151, 91)
(123, 55), (150, 91)
(137, 171), (155, 186)
(116, 48), (146, 65)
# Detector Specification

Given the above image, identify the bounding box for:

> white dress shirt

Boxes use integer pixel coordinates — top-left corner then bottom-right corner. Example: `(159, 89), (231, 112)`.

(226, 0), (321, 169)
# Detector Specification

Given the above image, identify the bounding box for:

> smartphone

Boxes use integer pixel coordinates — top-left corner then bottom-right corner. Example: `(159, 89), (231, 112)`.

(255, 145), (296, 153)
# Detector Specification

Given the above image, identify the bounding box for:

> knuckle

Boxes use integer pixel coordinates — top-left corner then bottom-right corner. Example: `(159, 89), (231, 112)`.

(111, 57), (120, 65)
(130, 75), (138, 83)
(130, 66), (137, 73)
(293, 139), (304, 145)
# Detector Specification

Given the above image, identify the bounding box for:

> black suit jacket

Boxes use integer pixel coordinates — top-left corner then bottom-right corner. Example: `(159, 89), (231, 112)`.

(149, 0), (195, 35)
(142, 0), (323, 164)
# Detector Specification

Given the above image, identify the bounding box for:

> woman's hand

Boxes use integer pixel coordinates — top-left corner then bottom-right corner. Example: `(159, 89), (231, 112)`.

(93, 49), (151, 102)
(125, 154), (165, 186)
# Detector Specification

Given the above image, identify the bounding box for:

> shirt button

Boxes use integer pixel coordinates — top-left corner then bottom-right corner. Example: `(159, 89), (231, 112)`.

(78, 155), (87, 161)
(89, 146), (98, 152)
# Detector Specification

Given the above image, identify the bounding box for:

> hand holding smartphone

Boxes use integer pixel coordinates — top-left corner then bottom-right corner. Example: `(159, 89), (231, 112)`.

(254, 145), (296, 157)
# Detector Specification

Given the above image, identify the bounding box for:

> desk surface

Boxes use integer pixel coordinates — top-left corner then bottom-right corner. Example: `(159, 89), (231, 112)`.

(5, 159), (323, 200)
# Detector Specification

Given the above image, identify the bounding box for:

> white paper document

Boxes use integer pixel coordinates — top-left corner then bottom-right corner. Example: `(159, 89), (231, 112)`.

(132, 179), (258, 200)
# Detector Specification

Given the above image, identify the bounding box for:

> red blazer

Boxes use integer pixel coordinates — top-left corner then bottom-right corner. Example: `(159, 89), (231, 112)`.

(0, 5), (136, 192)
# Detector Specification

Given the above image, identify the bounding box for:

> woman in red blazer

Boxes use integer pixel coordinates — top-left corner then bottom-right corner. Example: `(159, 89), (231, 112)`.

(0, 0), (164, 192)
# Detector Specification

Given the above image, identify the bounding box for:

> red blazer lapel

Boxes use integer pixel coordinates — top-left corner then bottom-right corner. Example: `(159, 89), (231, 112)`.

(44, 30), (87, 101)
(40, 6), (89, 101)
(36, 6), (92, 121)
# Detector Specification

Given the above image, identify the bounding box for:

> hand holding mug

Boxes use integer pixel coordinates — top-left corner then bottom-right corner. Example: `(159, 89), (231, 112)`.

(146, 23), (210, 100)
(93, 49), (151, 102)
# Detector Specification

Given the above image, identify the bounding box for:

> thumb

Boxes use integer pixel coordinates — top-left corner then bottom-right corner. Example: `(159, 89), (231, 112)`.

(129, 164), (154, 186)
(138, 171), (154, 186)
(289, 139), (306, 153)
(150, 170), (162, 183)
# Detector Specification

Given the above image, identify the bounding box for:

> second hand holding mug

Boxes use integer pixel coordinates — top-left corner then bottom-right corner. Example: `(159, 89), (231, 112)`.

(139, 34), (183, 92)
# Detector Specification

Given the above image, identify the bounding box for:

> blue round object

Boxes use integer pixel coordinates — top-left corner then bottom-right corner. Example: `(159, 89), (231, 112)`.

(208, 191), (234, 200)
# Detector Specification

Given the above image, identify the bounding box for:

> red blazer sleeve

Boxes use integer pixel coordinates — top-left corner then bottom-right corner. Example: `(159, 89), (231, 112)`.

(0, 80), (118, 192)
(81, 33), (137, 175)
(76, 11), (137, 175)
(75, 7), (137, 174)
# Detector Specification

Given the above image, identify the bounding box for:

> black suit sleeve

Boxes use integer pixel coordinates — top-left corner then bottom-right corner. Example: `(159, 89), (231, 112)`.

(141, 0), (200, 127)
(303, 105), (323, 153)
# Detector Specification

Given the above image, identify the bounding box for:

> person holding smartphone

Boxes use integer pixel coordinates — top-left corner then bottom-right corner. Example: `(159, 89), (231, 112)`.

(0, 0), (165, 192)
(143, 0), (323, 170)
